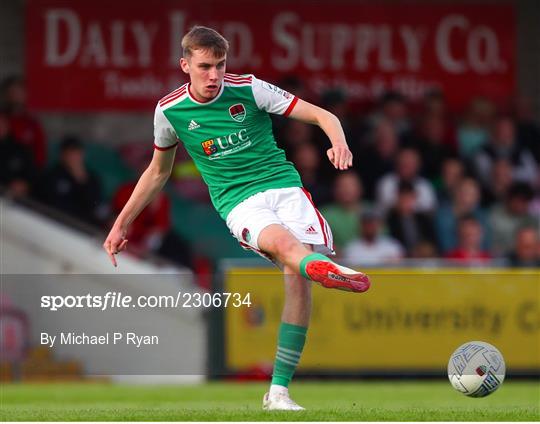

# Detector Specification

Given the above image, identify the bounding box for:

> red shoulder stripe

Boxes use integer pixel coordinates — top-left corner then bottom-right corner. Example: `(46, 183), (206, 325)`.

(224, 78), (251, 84)
(159, 84), (187, 104)
(224, 78), (252, 84)
(225, 74), (252, 82)
(225, 73), (250, 78)
(160, 86), (184, 102)
(160, 86), (186, 103)
(159, 88), (187, 106)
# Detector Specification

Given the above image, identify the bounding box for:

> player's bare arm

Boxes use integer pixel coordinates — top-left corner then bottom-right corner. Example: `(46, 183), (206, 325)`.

(288, 99), (353, 170)
(103, 147), (177, 266)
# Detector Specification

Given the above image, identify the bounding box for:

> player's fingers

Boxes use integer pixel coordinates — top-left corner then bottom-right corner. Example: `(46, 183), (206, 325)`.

(109, 251), (118, 267)
(338, 149), (348, 170)
(342, 150), (352, 169)
(327, 149), (337, 168)
(335, 150), (343, 169)
(338, 150), (347, 170)
(119, 239), (128, 251)
(104, 241), (118, 267)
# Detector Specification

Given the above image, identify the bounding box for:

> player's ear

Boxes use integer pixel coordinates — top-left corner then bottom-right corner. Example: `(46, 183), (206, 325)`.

(180, 58), (189, 74)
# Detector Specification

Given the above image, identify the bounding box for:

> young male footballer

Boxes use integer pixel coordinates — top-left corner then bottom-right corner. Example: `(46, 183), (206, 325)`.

(104, 26), (371, 411)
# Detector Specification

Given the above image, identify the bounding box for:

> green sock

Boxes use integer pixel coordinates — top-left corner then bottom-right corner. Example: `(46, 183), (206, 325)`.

(299, 252), (333, 280)
(271, 322), (308, 387)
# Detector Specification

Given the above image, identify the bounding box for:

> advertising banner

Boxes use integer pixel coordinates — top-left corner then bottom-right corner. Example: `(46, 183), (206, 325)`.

(223, 269), (539, 373)
(26, 0), (515, 110)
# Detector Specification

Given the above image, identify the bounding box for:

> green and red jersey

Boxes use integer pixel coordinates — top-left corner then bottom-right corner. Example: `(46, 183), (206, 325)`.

(154, 73), (302, 220)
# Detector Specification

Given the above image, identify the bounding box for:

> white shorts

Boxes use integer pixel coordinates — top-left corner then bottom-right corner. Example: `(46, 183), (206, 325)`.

(226, 187), (335, 261)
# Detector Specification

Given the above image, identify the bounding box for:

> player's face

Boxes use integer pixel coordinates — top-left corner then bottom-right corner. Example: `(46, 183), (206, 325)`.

(180, 49), (226, 102)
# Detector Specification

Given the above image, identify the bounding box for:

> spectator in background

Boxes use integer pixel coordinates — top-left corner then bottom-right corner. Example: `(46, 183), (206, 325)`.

(320, 171), (366, 252)
(436, 177), (489, 254)
(370, 91), (410, 138)
(506, 226), (540, 267)
(481, 159), (514, 207)
(422, 89), (447, 118)
(112, 182), (193, 269)
(376, 148), (437, 213)
(411, 241), (439, 259)
(386, 181), (438, 257)
(530, 188), (540, 217)
(290, 142), (331, 205)
(36, 136), (107, 227)
(403, 113), (453, 181)
(321, 89), (350, 134)
(0, 111), (35, 199)
(445, 215), (491, 263)
(279, 120), (339, 183)
(279, 120), (314, 152)
(457, 96), (495, 159)
(513, 95), (540, 163)
(170, 148), (210, 203)
(342, 209), (404, 265)
(0, 76), (46, 168)
(357, 118), (398, 201)
(489, 182), (539, 256)
(475, 115), (538, 188)
(420, 90), (456, 150)
(436, 156), (465, 204)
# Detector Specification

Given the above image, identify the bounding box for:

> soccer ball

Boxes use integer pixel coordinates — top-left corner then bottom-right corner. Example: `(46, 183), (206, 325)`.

(448, 341), (505, 397)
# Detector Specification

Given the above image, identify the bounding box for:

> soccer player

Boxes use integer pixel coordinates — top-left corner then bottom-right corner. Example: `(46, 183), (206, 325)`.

(104, 26), (371, 411)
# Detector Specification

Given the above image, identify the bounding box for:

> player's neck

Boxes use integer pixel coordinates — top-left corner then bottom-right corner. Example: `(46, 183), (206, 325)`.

(188, 83), (219, 103)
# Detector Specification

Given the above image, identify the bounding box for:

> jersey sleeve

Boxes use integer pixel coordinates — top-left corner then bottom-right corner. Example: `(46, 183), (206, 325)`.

(153, 103), (179, 150)
(251, 75), (298, 116)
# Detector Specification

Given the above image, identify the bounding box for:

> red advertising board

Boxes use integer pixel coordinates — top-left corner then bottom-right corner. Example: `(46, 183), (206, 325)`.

(26, 0), (515, 111)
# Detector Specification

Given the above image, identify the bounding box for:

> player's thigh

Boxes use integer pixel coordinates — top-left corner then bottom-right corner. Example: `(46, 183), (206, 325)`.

(226, 193), (284, 256)
(271, 187), (334, 253)
(257, 224), (307, 259)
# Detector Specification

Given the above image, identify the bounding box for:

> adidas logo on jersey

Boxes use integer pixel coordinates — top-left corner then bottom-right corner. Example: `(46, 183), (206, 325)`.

(188, 120), (200, 130)
(305, 225), (318, 235)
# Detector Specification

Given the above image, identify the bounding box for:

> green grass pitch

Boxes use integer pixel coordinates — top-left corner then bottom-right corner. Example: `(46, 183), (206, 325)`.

(1, 381), (538, 421)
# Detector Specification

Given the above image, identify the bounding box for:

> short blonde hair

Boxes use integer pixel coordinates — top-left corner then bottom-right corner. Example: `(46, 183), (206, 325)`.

(182, 26), (229, 58)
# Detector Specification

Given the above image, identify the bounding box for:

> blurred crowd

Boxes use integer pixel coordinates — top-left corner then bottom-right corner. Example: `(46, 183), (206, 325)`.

(1, 75), (539, 268)
(272, 79), (540, 267)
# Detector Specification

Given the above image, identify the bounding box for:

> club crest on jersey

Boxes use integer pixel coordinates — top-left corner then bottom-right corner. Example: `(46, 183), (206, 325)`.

(201, 139), (217, 156)
(229, 103), (246, 122)
(241, 228), (251, 243)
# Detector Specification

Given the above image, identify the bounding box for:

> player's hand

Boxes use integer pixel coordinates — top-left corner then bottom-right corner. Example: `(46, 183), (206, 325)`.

(327, 144), (353, 170)
(103, 226), (129, 267)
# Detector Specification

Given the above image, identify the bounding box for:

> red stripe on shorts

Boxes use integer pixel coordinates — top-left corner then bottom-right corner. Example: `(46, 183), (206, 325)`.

(239, 241), (273, 261)
(301, 187), (329, 247)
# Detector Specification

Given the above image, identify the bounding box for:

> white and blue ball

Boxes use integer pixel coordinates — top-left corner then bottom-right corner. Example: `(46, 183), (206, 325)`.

(448, 341), (505, 397)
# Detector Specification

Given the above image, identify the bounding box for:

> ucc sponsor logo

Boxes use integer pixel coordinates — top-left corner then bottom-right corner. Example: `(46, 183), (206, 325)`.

(201, 129), (251, 160)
